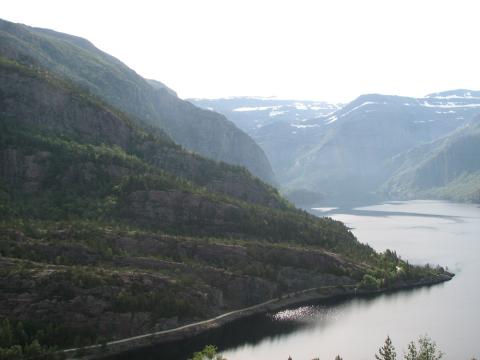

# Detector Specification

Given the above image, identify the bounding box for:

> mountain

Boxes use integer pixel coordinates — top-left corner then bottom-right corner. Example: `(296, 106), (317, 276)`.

(0, 34), (448, 357)
(380, 119), (480, 202)
(145, 78), (178, 97)
(0, 57), (283, 209)
(0, 18), (275, 183)
(190, 96), (341, 134)
(246, 91), (480, 201)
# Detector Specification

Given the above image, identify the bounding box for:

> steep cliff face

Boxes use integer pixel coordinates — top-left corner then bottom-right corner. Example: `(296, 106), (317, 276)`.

(0, 59), (285, 209)
(0, 66), (135, 147)
(0, 18), (275, 183)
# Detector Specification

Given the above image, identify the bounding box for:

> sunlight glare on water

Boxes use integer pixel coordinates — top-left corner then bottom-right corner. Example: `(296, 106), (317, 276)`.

(221, 201), (480, 360)
(271, 305), (341, 324)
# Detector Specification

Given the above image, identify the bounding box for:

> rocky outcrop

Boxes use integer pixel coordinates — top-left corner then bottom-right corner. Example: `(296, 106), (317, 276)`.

(0, 149), (49, 192)
(126, 190), (242, 228)
(0, 69), (133, 148)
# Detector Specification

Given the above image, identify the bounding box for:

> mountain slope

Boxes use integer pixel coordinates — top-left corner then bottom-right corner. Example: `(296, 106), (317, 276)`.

(0, 18), (275, 183)
(380, 119), (480, 202)
(253, 91), (480, 201)
(0, 57), (283, 209)
(0, 54), (449, 357)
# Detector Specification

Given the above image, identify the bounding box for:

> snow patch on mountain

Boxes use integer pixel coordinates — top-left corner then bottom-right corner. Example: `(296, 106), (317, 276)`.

(324, 101), (378, 125)
(291, 124), (320, 129)
(420, 101), (480, 109)
(269, 110), (286, 117)
(233, 106), (276, 112)
(325, 115), (338, 124)
(435, 110), (456, 114)
(425, 90), (480, 100)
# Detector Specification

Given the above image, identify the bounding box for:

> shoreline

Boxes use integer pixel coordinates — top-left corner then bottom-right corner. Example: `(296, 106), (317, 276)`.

(66, 272), (453, 359)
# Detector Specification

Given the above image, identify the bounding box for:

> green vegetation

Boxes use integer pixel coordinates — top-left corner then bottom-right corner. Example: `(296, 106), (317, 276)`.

(383, 335), (443, 360)
(194, 335), (471, 360)
(0, 319), (65, 359)
(375, 336), (397, 360)
(0, 24), (450, 356)
(0, 19), (276, 183)
(0, 57), (286, 209)
(189, 345), (226, 360)
(283, 188), (324, 206)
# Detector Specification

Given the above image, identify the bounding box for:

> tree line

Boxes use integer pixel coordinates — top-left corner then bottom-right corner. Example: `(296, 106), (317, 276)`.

(190, 335), (478, 360)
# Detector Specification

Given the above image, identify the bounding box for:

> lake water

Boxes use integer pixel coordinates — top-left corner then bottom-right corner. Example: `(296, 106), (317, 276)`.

(116, 200), (480, 360)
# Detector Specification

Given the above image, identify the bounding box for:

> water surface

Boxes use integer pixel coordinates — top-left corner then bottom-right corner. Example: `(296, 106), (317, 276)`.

(116, 200), (480, 360)
(221, 200), (480, 360)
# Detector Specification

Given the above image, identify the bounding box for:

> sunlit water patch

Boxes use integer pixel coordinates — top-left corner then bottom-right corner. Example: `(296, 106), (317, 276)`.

(220, 201), (480, 360)
(270, 305), (341, 324)
(114, 201), (480, 360)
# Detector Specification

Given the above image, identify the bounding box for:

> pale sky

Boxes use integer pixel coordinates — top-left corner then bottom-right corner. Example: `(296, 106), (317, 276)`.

(2, 0), (480, 103)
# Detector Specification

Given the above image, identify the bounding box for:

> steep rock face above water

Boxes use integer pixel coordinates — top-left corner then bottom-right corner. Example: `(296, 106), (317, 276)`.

(0, 18), (275, 183)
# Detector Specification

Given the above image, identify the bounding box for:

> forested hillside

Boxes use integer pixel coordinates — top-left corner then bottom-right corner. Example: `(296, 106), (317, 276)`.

(0, 18), (275, 183)
(0, 56), (448, 357)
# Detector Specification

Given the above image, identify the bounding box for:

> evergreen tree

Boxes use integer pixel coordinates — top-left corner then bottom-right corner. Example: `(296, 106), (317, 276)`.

(190, 345), (226, 360)
(404, 336), (443, 360)
(375, 336), (397, 360)
(0, 319), (13, 348)
(405, 341), (418, 360)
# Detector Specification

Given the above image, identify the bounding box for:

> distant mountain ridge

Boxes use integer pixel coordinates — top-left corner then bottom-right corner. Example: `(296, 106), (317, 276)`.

(425, 89), (480, 99)
(190, 97), (341, 133)
(282, 90), (480, 201)
(145, 78), (178, 97)
(195, 91), (480, 203)
(380, 119), (480, 202)
(0, 18), (275, 183)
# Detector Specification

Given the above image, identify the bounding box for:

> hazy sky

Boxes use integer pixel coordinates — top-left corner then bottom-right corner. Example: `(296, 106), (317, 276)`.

(3, 0), (480, 102)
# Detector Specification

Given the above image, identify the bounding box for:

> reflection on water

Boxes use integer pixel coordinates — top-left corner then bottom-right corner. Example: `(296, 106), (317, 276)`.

(271, 306), (319, 321)
(110, 201), (480, 360)
(221, 200), (480, 360)
(108, 311), (311, 360)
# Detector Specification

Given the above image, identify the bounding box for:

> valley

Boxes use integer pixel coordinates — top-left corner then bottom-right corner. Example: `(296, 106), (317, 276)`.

(194, 92), (480, 204)
(109, 201), (480, 360)
(0, 13), (478, 360)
